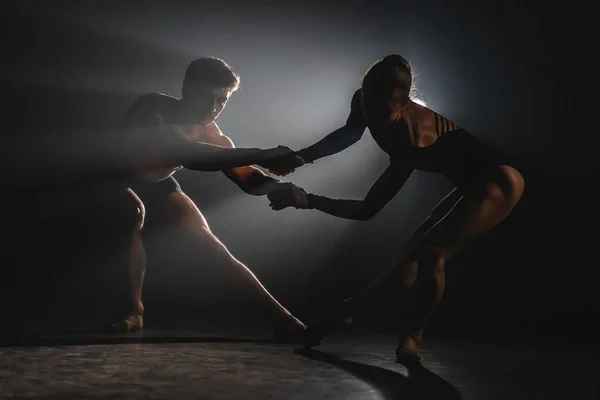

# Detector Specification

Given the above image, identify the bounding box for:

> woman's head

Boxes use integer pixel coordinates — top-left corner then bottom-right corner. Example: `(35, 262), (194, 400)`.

(361, 54), (415, 122)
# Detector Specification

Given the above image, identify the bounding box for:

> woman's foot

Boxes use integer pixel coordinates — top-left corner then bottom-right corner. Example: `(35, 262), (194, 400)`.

(395, 329), (423, 366)
(109, 314), (144, 333)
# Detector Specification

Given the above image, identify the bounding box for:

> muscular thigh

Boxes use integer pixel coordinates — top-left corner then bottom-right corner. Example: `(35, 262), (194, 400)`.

(419, 165), (524, 262)
(165, 190), (210, 231)
(163, 190), (234, 260)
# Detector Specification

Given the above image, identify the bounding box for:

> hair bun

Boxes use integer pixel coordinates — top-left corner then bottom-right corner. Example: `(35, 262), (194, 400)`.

(382, 54), (410, 70)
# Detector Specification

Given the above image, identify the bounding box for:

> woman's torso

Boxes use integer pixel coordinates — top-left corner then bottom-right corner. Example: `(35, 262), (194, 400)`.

(364, 96), (506, 186)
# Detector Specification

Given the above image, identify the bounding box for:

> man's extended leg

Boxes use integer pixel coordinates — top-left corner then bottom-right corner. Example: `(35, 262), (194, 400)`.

(165, 190), (306, 331)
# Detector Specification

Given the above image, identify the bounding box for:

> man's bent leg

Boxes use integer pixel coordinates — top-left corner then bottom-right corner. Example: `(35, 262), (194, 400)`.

(111, 188), (146, 332)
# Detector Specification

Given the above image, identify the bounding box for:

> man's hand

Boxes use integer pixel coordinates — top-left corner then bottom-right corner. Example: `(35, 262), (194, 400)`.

(250, 179), (304, 196)
(260, 151), (306, 176)
(268, 184), (309, 211)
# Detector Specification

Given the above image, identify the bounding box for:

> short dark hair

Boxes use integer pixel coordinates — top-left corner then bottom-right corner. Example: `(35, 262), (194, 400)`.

(182, 57), (240, 97)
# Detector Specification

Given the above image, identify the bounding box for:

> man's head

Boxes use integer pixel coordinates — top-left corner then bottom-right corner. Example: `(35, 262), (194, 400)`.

(181, 57), (240, 124)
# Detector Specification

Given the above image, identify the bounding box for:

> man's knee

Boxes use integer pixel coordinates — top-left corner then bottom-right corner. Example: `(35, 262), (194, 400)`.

(135, 206), (145, 230)
(127, 188), (146, 230)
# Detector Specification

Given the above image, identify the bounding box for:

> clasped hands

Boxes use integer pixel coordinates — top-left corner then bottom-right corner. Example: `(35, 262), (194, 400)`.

(258, 150), (309, 211)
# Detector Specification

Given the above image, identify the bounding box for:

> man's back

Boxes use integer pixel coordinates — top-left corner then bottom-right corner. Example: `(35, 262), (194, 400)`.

(121, 93), (179, 130)
(117, 93), (185, 182)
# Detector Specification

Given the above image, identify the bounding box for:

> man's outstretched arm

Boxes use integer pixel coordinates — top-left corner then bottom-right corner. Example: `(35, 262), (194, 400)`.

(170, 128), (294, 172)
(118, 93), (295, 174)
(204, 124), (297, 196)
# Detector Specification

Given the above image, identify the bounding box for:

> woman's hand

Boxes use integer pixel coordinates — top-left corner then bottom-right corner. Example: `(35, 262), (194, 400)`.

(267, 183), (309, 210)
(260, 150), (306, 176)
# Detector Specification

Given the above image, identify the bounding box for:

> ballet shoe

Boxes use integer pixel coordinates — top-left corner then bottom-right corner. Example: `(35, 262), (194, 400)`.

(108, 314), (144, 333)
(395, 329), (423, 367)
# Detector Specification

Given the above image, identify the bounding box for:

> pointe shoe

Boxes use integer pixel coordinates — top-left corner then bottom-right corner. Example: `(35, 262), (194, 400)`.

(110, 314), (144, 333)
(395, 329), (423, 366)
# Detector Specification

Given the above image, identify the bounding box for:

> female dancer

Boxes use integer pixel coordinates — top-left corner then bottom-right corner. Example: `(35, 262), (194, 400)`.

(267, 54), (525, 364)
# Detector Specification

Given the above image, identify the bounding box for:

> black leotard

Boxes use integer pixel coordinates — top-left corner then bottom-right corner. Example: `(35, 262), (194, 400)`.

(296, 89), (509, 220)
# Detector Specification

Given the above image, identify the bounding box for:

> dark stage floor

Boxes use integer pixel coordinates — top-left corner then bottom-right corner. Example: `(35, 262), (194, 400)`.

(0, 327), (597, 399)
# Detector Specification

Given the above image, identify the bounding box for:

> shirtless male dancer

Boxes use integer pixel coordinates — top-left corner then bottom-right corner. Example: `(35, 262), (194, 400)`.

(112, 57), (306, 338)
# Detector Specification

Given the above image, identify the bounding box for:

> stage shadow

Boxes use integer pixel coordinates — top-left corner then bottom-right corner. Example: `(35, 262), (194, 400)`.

(294, 348), (461, 400)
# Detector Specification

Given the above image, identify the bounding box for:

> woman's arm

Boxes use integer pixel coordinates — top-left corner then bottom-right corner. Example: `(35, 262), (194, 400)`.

(295, 89), (368, 163)
(307, 163), (413, 220)
(269, 161), (414, 221)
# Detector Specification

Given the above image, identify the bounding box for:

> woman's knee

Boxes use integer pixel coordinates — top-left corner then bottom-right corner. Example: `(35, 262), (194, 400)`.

(396, 260), (419, 290)
(414, 246), (446, 280)
(487, 165), (525, 205)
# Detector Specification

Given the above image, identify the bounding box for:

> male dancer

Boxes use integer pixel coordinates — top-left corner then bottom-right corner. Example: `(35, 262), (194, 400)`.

(112, 57), (306, 337)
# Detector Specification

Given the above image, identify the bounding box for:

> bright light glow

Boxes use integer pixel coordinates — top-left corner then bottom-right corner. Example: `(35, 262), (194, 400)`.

(413, 98), (427, 106)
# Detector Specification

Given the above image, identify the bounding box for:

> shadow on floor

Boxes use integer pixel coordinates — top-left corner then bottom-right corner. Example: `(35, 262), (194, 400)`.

(294, 347), (462, 400)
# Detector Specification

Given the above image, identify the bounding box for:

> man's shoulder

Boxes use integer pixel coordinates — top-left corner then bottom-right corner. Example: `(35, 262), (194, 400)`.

(197, 122), (234, 147)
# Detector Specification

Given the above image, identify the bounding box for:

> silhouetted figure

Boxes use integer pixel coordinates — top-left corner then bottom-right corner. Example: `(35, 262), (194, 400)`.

(267, 54), (524, 364)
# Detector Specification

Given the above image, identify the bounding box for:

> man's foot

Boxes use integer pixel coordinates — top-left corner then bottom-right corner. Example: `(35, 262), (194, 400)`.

(303, 315), (352, 348)
(272, 318), (308, 344)
(395, 329), (423, 367)
(109, 314), (144, 333)
(303, 299), (358, 348)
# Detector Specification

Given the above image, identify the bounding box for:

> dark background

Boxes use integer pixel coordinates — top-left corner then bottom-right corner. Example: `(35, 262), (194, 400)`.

(1, 0), (595, 341)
